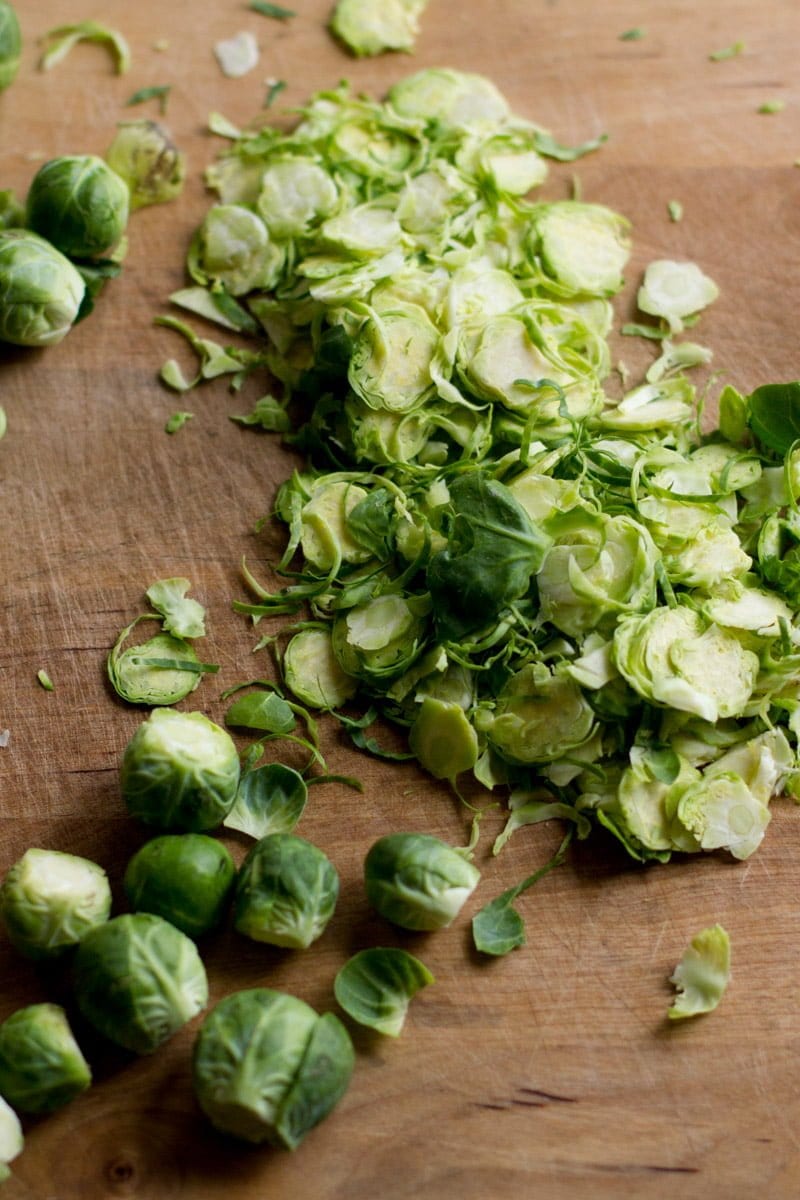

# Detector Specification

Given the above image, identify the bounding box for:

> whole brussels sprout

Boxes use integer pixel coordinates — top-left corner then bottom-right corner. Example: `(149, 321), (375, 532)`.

(364, 832), (480, 931)
(192, 988), (354, 1148)
(234, 833), (339, 949)
(0, 846), (111, 961)
(105, 120), (186, 211)
(0, 1004), (91, 1113)
(0, 2), (21, 92)
(73, 913), (208, 1054)
(120, 708), (241, 833)
(124, 833), (235, 939)
(0, 230), (85, 346)
(26, 154), (129, 258)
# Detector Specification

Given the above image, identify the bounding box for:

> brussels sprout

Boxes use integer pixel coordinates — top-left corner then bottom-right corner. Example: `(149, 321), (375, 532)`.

(0, 1004), (91, 1113)
(0, 2), (21, 92)
(0, 847), (111, 961)
(283, 627), (358, 709)
(637, 259), (719, 334)
(124, 834), (235, 939)
(120, 708), (241, 832)
(106, 120), (186, 210)
(73, 913), (208, 1054)
(334, 947), (434, 1037)
(26, 155), (129, 258)
(192, 988), (354, 1148)
(364, 832), (480, 931)
(234, 833), (339, 949)
(388, 68), (510, 129)
(256, 158), (338, 238)
(0, 1094), (22, 1183)
(0, 230), (86, 347)
(190, 204), (282, 296)
(330, 0), (427, 57)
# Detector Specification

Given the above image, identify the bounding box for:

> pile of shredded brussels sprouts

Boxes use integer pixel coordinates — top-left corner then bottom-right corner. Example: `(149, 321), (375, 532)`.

(160, 67), (800, 885)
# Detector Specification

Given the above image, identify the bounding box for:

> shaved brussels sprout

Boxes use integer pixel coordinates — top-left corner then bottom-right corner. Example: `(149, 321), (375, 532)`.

(26, 155), (129, 258)
(364, 832), (480, 931)
(0, 2), (21, 91)
(192, 989), (354, 1147)
(484, 663), (597, 765)
(330, 0), (426, 57)
(533, 202), (631, 297)
(388, 68), (510, 128)
(283, 627), (358, 709)
(120, 708), (241, 832)
(0, 1095), (22, 1183)
(257, 158), (338, 237)
(234, 833), (339, 949)
(124, 834), (235, 938)
(0, 847), (111, 961)
(190, 204), (282, 295)
(334, 947), (434, 1036)
(408, 697), (478, 780)
(637, 259), (719, 334)
(668, 924), (730, 1019)
(73, 913), (208, 1054)
(0, 1004), (90, 1113)
(106, 120), (186, 210)
(0, 230), (85, 346)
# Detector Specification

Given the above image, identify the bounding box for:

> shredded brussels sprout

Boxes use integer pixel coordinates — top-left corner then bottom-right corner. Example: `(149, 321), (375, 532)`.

(668, 924), (731, 1019)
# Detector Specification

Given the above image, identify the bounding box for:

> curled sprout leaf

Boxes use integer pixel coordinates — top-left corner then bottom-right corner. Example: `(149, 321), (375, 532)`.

(39, 21), (131, 75)
(472, 829), (573, 957)
(223, 763), (308, 839)
(668, 924), (731, 1019)
(334, 947), (434, 1036)
(146, 577), (207, 639)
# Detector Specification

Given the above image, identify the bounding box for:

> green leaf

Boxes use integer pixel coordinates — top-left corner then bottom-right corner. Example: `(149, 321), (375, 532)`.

(708, 40), (745, 61)
(225, 689), (297, 734)
(472, 897), (526, 956)
(619, 27), (645, 41)
(125, 85), (171, 114)
(533, 130), (608, 162)
(334, 948), (434, 1037)
(746, 381), (800, 454)
(668, 924), (731, 1019)
(264, 78), (287, 108)
(223, 763), (307, 839)
(229, 394), (290, 432)
(39, 21), (131, 74)
(146, 577), (206, 639)
(36, 669), (54, 691)
(250, 1), (296, 18)
(165, 411), (194, 434)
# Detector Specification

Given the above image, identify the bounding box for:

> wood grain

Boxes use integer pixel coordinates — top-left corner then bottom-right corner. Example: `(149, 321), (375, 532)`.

(2, 1), (800, 1196)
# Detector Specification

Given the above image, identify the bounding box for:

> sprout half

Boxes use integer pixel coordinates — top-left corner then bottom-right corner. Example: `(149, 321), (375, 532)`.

(0, 1004), (91, 1113)
(0, 847), (111, 961)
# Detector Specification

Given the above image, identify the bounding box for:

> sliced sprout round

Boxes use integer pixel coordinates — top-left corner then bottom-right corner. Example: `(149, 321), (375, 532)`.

(283, 627), (358, 709)
(533, 202), (631, 297)
(257, 158), (338, 238)
(330, 0), (426, 57)
(107, 629), (205, 706)
(485, 664), (596, 765)
(388, 68), (511, 129)
(0, 847), (111, 961)
(192, 204), (282, 295)
(348, 304), (439, 413)
(637, 259), (720, 334)
(334, 947), (434, 1037)
(333, 594), (426, 681)
(300, 479), (373, 573)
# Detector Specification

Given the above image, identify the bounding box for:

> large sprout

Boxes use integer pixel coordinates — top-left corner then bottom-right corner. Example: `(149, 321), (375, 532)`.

(0, 230), (86, 346)
(73, 913), (208, 1054)
(120, 708), (241, 832)
(192, 988), (354, 1148)
(0, 847), (111, 961)
(123, 834), (235, 939)
(26, 155), (129, 258)
(364, 832), (480, 930)
(0, 1004), (91, 1113)
(234, 833), (339, 949)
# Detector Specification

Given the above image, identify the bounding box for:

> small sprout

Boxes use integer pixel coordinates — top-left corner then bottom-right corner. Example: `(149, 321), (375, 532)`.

(36, 668), (54, 691)
(0, 1095), (23, 1183)
(757, 100), (785, 115)
(125, 84), (171, 115)
(250, 1), (296, 18)
(0, 1), (21, 92)
(0, 230), (86, 347)
(0, 1004), (91, 1113)
(165, 410), (193, 433)
(0, 848), (111, 961)
(73, 913), (208, 1054)
(192, 989), (354, 1147)
(637, 259), (719, 334)
(106, 120), (186, 210)
(124, 834), (236, 939)
(364, 832), (480, 931)
(26, 155), (129, 259)
(234, 833), (339, 949)
(120, 708), (241, 832)
(334, 947), (434, 1036)
(619, 27), (645, 41)
(330, 0), (427, 57)
(39, 20), (131, 75)
(708, 40), (745, 61)
(214, 31), (259, 78)
(668, 924), (731, 1019)
(667, 199), (683, 222)
(223, 763), (308, 840)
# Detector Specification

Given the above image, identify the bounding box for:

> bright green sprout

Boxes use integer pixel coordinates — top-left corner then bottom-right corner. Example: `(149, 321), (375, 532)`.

(364, 832), (480, 931)
(36, 668), (54, 691)
(234, 832), (339, 949)
(26, 155), (129, 259)
(124, 834), (235, 938)
(0, 230), (86, 346)
(0, 1004), (91, 1113)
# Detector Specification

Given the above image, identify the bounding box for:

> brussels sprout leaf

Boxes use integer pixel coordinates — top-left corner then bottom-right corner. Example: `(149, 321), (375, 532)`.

(125, 85), (171, 114)
(224, 763), (308, 839)
(533, 130), (608, 162)
(745, 381), (800, 455)
(334, 948), (434, 1036)
(668, 924), (731, 1019)
(146, 577), (207, 639)
(39, 21), (131, 74)
(472, 829), (573, 957)
(250, 1), (296, 18)
(225, 689), (297, 734)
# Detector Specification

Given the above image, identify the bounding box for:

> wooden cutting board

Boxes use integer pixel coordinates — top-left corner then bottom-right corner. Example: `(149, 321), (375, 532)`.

(3, 1), (800, 1196)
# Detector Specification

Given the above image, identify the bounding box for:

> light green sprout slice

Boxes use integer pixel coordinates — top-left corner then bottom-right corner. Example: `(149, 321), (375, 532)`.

(39, 20), (131, 75)
(334, 947), (434, 1036)
(637, 259), (720, 334)
(191, 204), (282, 296)
(283, 627), (358, 708)
(300, 479), (373, 573)
(388, 68), (510, 128)
(483, 663), (596, 765)
(408, 697), (479, 780)
(676, 772), (770, 860)
(214, 30), (259, 78)
(257, 159), (338, 237)
(331, 0), (427, 57)
(146, 577), (206, 639)
(0, 1094), (23, 1183)
(668, 924), (731, 1019)
(349, 304), (439, 412)
(534, 202), (631, 297)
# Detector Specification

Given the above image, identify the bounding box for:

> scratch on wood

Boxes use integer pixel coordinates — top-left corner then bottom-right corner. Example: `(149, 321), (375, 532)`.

(518, 1087), (577, 1104)
(472, 1102), (508, 1111)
